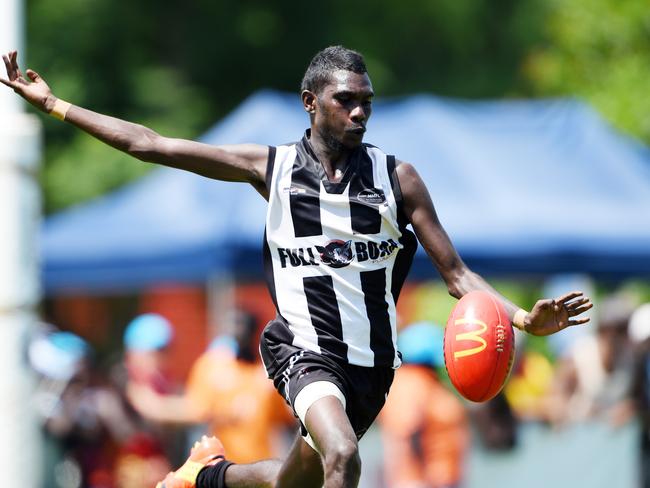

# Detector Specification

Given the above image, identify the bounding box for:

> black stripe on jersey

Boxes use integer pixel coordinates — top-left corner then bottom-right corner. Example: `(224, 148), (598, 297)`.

(349, 150), (382, 235)
(387, 155), (418, 302)
(387, 156), (400, 204)
(303, 275), (348, 360)
(290, 142), (323, 237)
(265, 146), (276, 194)
(264, 147), (277, 307)
(262, 229), (279, 310)
(360, 268), (394, 367)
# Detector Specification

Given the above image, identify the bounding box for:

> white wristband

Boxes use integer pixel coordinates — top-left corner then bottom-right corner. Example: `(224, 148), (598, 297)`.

(513, 309), (528, 332)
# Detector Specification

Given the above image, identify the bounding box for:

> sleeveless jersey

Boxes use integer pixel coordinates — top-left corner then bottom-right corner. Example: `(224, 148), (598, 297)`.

(263, 131), (417, 368)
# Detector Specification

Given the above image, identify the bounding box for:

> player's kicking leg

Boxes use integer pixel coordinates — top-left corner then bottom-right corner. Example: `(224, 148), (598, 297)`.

(260, 394), (361, 488)
(159, 393), (360, 488)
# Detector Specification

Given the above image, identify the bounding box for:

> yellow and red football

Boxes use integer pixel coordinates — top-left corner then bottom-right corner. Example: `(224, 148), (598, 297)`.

(444, 291), (515, 402)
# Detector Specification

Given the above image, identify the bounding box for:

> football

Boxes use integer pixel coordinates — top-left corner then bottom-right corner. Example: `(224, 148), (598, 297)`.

(444, 290), (515, 402)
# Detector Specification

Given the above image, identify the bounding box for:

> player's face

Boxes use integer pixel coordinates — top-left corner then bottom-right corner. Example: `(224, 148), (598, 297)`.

(310, 70), (374, 149)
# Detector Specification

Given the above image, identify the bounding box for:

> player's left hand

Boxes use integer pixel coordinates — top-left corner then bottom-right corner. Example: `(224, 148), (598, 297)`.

(524, 291), (593, 336)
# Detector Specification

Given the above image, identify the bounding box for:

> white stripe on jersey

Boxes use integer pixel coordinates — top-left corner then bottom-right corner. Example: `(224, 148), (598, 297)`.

(265, 135), (412, 368)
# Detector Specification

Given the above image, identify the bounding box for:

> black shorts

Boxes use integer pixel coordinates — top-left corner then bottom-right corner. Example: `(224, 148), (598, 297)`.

(260, 320), (394, 441)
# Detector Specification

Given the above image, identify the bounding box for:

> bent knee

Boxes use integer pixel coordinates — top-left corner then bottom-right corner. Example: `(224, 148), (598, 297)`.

(323, 439), (361, 476)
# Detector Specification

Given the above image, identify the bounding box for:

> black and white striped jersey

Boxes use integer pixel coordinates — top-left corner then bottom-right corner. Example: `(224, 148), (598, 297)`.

(263, 131), (417, 368)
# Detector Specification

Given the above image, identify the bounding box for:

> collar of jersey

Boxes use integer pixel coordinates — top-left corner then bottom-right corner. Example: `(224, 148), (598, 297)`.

(301, 130), (361, 194)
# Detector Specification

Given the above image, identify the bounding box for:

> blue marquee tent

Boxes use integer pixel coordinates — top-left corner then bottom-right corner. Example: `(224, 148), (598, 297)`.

(42, 90), (650, 292)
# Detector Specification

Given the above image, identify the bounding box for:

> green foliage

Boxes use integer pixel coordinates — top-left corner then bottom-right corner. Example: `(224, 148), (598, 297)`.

(25, 0), (550, 212)
(43, 138), (151, 211)
(25, 0), (646, 211)
(409, 282), (459, 325)
(524, 0), (650, 141)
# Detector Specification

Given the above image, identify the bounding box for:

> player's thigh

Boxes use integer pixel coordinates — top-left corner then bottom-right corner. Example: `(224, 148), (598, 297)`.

(304, 395), (358, 460)
(275, 434), (323, 488)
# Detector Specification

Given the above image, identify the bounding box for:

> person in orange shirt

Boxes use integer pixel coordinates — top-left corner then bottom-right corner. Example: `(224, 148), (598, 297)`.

(380, 323), (469, 488)
(128, 310), (294, 464)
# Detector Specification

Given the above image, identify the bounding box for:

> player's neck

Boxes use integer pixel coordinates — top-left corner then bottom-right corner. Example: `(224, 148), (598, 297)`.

(308, 130), (355, 180)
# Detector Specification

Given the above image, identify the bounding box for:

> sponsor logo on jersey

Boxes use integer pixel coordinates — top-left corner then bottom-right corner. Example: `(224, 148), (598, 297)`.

(353, 239), (399, 263)
(277, 238), (399, 269)
(357, 188), (386, 205)
(277, 247), (320, 268)
(316, 240), (353, 268)
(283, 186), (307, 195)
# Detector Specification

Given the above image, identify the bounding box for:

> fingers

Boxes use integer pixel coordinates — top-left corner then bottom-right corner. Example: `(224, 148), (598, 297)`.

(568, 303), (593, 316)
(556, 316), (591, 332)
(12, 51), (28, 84)
(2, 53), (13, 79)
(0, 76), (19, 93)
(567, 297), (590, 307)
(557, 291), (593, 314)
(565, 296), (591, 309)
(9, 50), (20, 79)
(556, 290), (584, 304)
(1, 51), (36, 93)
(3, 50), (24, 83)
(10, 50), (20, 72)
(26, 69), (41, 82)
(10, 51), (22, 78)
(568, 317), (590, 326)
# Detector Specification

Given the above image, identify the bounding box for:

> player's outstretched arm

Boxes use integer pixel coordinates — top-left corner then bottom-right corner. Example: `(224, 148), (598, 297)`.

(396, 161), (593, 336)
(0, 50), (268, 192)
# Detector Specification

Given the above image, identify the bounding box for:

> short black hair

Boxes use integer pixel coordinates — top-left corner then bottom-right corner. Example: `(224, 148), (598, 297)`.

(301, 45), (368, 94)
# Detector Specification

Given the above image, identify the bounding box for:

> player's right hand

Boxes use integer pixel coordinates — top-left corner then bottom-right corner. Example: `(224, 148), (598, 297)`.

(1, 50), (56, 113)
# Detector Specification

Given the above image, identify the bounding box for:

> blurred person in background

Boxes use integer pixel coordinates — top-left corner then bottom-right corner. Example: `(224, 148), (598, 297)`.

(629, 303), (650, 488)
(123, 313), (177, 395)
(30, 328), (169, 488)
(468, 392), (518, 451)
(501, 333), (551, 437)
(2, 47), (593, 488)
(119, 313), (187, 482)
(127, 309), (295, 464)
(379, 322), (468, 488)
(546, 295), (636, 428)
(503, 346), (555, 422)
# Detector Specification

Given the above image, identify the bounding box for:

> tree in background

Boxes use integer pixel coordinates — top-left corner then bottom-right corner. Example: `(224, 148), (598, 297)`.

(29, 0), (648, 212)
(26, 0), (549, 212)
(524, 0), (650, 143)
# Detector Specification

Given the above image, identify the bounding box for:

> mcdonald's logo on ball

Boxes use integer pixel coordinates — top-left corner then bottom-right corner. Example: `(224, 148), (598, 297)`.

(444, 291), (515, 402)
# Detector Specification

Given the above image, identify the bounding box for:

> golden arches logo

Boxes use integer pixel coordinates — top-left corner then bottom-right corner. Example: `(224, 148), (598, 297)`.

(453, 317), (488, 359)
